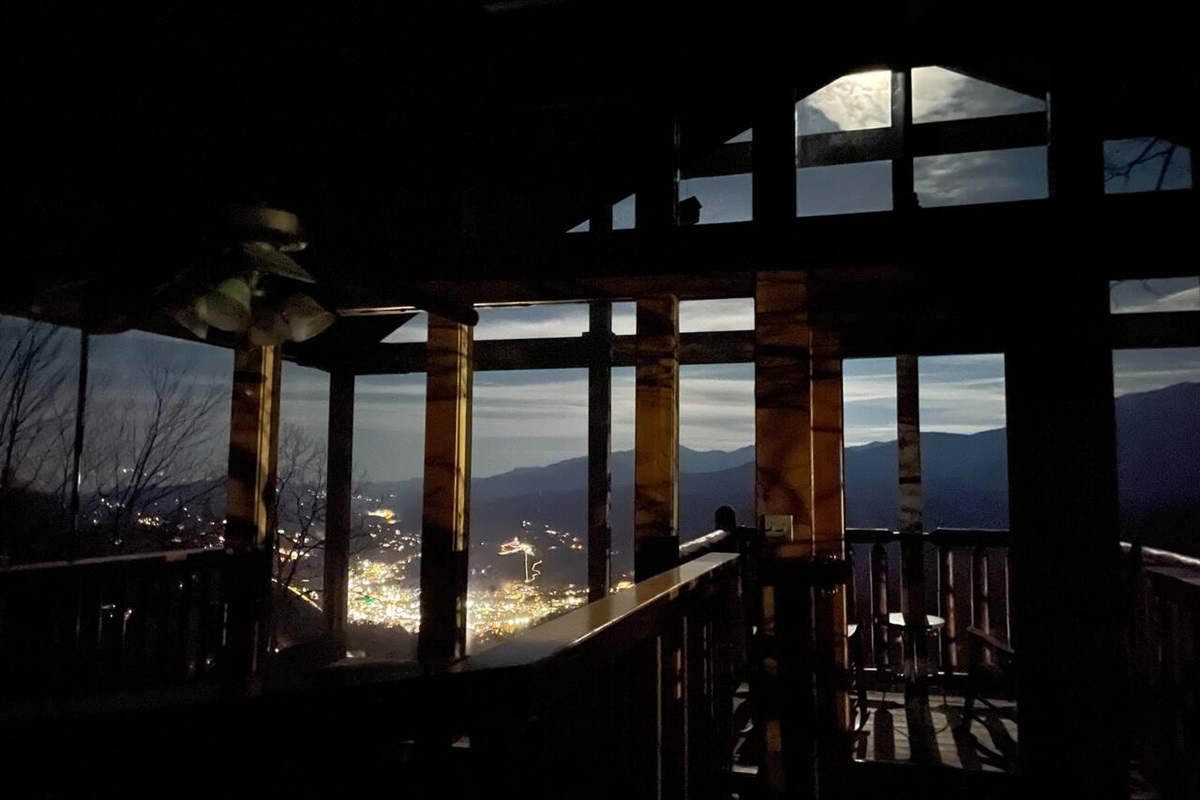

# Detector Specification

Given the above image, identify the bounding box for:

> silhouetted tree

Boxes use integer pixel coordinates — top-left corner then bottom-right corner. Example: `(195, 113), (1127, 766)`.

(84, 360), (224, 551)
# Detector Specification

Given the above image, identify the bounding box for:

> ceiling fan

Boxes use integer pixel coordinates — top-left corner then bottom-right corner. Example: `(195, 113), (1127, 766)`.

(163, 203), (336, 346)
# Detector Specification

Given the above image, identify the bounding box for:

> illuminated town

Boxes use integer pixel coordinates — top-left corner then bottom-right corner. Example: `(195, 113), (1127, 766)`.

(343, 506), (597, 649)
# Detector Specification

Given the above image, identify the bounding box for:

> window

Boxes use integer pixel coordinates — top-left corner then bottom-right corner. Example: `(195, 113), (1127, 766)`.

(346, 373), (426, 657)
(81, 330), (231, 557)
(0, 316), (82, 565)
(468, 368), (590, 651)
(1112, 348), (1200, 557)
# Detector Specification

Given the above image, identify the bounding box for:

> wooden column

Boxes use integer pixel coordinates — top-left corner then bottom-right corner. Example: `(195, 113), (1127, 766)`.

(811, 330), (850, 754)
(1007, 61), (1126, 798)
(896, 354), (925, 611)
(323, 370), (354, 646)
(588, 301), (613, 602)
(418, 314), (474, 665)
(634, 296), (679, 581)
(754, 271), (812, 799)
(224, 344), (282, 686)
(755, 271), (813, 546)
(226, 345), (283, 550)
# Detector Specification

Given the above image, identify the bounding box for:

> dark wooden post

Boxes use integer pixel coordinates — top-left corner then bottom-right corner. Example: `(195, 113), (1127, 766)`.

(224, 344), (282, 687)
(1007, 55), (1125, 797)
(418, 314), (473, 666)
(323, 370), (354, 648)
(634, 297), (680, 581)
(588, 301), (613, 602)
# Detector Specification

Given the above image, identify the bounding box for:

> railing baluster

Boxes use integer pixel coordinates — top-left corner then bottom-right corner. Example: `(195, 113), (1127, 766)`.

(973, 544), (991, 667)
(871, 541), (888, 670)
(939, 544), (956, 670)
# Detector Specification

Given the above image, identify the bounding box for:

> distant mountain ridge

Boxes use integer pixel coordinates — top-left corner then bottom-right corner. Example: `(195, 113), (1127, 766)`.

(363, 382), (1199, 584)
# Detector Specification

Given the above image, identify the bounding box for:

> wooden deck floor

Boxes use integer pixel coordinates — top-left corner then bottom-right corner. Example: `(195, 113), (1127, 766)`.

(853, 689), (1018, 772)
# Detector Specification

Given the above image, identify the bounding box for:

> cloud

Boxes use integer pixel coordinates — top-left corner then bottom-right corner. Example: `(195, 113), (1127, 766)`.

(911, 66), (1045, 124)
(1113, 348), (1200, 396)
(914, 146), (1048, 206)
(1110, 279), (1200, 314)
(679, 298), (753, 332)
(796, 70), (890, 135)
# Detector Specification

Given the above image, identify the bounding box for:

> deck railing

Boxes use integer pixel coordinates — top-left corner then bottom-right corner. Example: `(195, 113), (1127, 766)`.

(1127, 544), (1200, 800)
(6, 551), (742, 799)
(0, 546), (265, 704)
(845, 528), (1012, 677)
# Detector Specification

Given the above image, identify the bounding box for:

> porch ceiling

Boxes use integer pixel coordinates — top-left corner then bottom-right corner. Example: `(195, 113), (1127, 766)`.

(6, 3), (1197, 352)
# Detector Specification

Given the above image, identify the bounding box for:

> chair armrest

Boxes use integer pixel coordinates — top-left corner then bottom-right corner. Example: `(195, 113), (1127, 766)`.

(966, 626), (1015, 661)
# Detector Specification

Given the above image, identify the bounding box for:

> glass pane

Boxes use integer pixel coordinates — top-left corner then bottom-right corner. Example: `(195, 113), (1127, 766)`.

(613, 193), (636, 230)
(914, 146), (1048, 207)
(726, 127), (753, 144)
(473, 303), (590, 340)
(567, 219), (590, 233)
(1105, 138), (1192, 193)
(381, 312), (427, 344)
(796, 69), (891, 135)
(917, 355), (1009, 529)
(612, 302), (636, 336)
(680, 173), (752, 225)
(1110, 278), (1200, 314)
(0, 315), (81, 565)
(272, 362), (330, 656)
(679, 298), (754, 332)
(468, 369), (590, 651)
(347, 373), (425, 659)
(843, 358), (898, 528)
(1112, 348), (1200, 557)
(78, 331), (231, 557)
(797, 160), (893, 217)
(912, 66), (1045, 123)
(679, 364), (754, 541)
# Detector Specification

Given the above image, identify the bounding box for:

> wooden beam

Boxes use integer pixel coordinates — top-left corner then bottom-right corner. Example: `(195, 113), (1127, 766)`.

(633, 296), (680, 581)
(587, 302), (613, 602)
(417, 314), (474, 665)
(754, 271), (813, 547)
(1111, 310), (1200, 349)
(794, 112), (1047, 170)
(323, 370), (355, 646)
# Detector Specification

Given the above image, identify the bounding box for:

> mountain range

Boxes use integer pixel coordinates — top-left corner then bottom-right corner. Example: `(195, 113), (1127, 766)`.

(361, 381), (1199, 586)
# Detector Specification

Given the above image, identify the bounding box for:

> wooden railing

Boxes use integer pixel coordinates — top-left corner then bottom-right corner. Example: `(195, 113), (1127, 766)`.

(1127, 544), (1200, 800)
(7, 551), (742, 800)
(0, 546), (265, 705)
(845, 528), (1012, 677)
